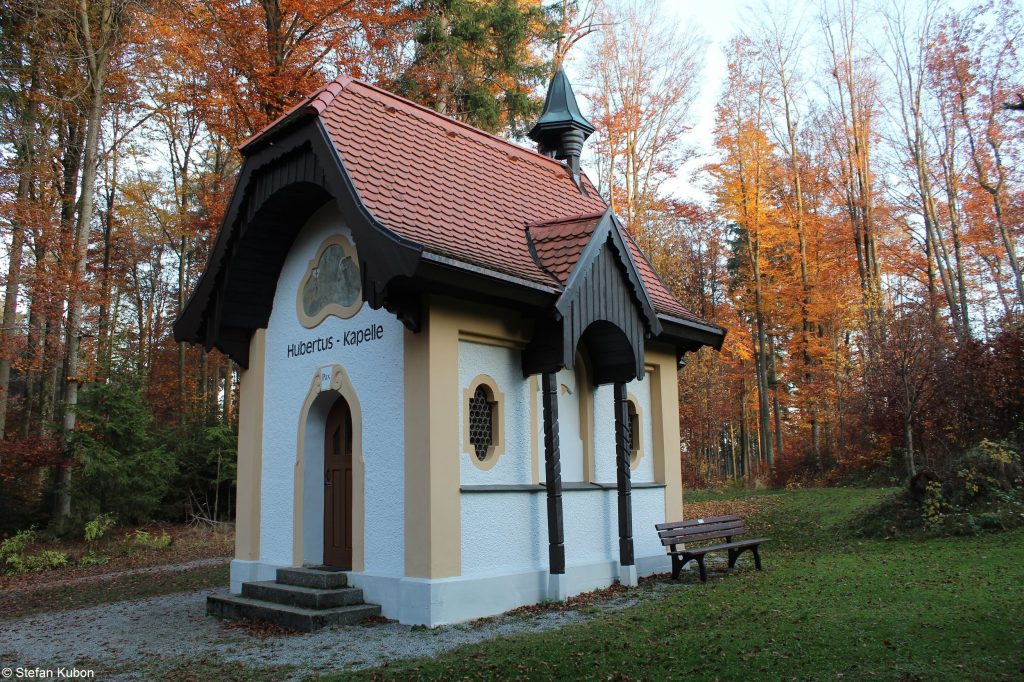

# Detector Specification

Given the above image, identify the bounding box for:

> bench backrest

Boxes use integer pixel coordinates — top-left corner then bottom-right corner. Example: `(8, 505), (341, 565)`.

(656, 514), (746, 547)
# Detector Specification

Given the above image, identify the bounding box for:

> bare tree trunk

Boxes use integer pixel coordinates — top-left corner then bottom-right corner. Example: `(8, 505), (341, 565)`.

(812, 419), (821, 468)
(222, 362), (234, 424)
(903, 412), (915, 479)
(199, 350), (208, 423)
(0, 171), (30, 444)
(56, 0), (126, 523)
(729, 422), (737, 481)
(57, 78), (105, 522)
(178, 234), (187, 424)
(751, 278), (774, 471)
(739, 379), (749, 480)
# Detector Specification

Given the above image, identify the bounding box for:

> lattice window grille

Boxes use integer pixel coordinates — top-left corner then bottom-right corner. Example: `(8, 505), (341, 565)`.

(468, 386), (494, 461)
(626, 400), (639, 457)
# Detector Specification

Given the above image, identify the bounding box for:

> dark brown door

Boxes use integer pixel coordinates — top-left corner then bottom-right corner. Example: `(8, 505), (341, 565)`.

(324, 397), (353, 568)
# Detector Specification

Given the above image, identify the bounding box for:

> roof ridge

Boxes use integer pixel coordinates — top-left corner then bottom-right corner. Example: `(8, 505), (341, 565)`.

(343, 79), (588, 174)
(239, 75), (356, 153)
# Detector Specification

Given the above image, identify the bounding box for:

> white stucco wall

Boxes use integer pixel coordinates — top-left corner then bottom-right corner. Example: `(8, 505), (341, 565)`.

(458, 341), (533, 486)
(593, 384), (616, 482)
(461, 493), (546, 576)
(458, 341), (667, 579)
(258, 203), (405, 576)
(555, 367), (586, 482)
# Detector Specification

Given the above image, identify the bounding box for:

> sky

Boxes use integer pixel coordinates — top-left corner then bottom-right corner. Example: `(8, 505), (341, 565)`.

(565, 0), (751, 204)
(669, 1), (748, 201)
(565, 0), (983, 203)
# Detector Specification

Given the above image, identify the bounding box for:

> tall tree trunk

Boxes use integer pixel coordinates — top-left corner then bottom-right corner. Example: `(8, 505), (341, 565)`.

(903, 412), (915, 479)
(199, 351), (208, 423)
(222, 362), (234, 424)
(178, 234), (187, 424)
(56, 79), (106, 522)
(750, 257), (774, 472)
(739, 379), (749, 480)
(56, 0), (124, 523)
(96, 146), (119, 380)
(729, 422), (737, 481)
(0, 170), (30, 444)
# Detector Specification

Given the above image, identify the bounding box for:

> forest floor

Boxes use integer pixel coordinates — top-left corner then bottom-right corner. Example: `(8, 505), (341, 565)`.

(0, 524), (232, 618)
(1, 488), (1021, 681)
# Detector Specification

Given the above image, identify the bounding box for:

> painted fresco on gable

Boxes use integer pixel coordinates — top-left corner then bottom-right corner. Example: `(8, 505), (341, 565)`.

(297, 234), (363, 327)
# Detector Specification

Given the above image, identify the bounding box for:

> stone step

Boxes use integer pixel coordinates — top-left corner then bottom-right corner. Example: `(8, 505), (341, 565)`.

(207, 594), (380, 632)
(276, 566), (348, 590)
(241, 581), (365, 610)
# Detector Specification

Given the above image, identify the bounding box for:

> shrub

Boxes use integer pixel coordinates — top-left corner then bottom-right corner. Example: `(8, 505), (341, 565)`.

(0, 527), (37, 574)
(167, 420), (237, 522)
(22, 550), (68, 572)
(0, 437), (61, 536)
(84, 513), (117, 543)
(851, 440), (1023, 538)
(79, 551), (110, 567)
(131, 529), (172, 550)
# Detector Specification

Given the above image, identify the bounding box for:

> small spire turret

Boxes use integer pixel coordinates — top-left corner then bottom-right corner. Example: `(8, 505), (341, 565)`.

(528, 69), (595, 179)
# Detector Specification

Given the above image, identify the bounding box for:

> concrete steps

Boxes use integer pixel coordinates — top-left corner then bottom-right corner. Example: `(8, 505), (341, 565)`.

(276, 566), (349, 590)
(207, 567), (380, 632)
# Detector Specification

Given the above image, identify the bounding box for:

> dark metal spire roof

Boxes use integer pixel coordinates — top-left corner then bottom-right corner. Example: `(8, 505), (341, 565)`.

(528, 69), (595, 145)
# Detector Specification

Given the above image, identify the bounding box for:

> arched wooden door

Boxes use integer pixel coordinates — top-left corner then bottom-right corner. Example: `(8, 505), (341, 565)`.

(324, 396), (353, 568)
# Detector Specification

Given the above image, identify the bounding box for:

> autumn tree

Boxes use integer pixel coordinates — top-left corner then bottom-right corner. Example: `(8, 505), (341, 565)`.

(713, 35), (787, 472)
(870, 303), (950, 477)
(931, 1), (1023, 311)
(581, 0), (705, 245)
(822, 0), (885, 338)
(160, 0), (414, 145)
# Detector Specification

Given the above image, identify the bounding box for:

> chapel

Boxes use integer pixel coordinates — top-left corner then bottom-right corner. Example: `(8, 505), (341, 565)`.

(174, 71), (725, 627)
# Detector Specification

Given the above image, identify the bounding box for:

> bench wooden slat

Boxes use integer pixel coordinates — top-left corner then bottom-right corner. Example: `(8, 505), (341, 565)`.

(666, 537), (770, 556)
(658, 520), (744, 539)
(655, 515), (739, 531)
(660, 526), (746, 545)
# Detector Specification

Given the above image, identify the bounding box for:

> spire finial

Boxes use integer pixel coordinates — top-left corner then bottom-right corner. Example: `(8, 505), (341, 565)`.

(528, 69), (595, 178)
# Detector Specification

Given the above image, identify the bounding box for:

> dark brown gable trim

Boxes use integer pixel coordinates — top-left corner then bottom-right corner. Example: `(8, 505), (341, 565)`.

(556, 211), (661, 336)
(173, 120), (422, 367)
(522, 211), (664, 384)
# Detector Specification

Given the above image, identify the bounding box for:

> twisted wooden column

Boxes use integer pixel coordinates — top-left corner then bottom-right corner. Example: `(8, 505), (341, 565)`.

(541, 372), (565, 574)
(614, 382), (634, 567)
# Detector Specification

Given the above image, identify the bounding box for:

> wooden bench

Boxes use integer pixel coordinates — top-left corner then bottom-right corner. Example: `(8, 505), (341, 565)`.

(655, 515), (769, 582)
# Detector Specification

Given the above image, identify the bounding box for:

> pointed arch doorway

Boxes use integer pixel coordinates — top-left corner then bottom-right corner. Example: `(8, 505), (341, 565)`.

(324, 396), (353, 568)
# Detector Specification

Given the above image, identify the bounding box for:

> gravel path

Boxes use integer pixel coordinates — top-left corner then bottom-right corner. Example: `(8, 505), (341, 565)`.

(0, 574), (700, 680)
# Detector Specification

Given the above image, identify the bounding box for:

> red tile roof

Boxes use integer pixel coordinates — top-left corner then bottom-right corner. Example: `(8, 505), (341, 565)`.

(252, 77), (707, 325)
(528, 212), (604, 283)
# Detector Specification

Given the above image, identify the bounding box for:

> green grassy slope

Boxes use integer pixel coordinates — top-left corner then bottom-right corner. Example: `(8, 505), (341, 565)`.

(338, 488), (1024, 681)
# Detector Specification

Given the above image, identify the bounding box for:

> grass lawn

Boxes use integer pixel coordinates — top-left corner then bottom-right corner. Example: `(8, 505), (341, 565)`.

(338, 487), (1024, 681)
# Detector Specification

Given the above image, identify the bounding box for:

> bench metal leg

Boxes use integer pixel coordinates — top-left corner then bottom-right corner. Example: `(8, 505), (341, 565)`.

(752, 545), (762, 570)
(671, 555), (684, 580)
(695, 556), (707, 582)
(727, 548), (739, 569)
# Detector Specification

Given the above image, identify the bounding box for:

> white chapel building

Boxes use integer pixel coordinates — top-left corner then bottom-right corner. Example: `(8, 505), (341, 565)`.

(174, 72), (725, 627)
